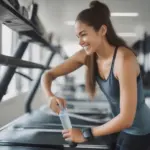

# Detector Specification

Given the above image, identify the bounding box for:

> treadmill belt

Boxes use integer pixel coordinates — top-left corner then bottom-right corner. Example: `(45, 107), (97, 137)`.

(11, 109), (102, 128)
(0, 128), (107, 145)
(0, 128), (109, 149)
(0, 108), (110, 150)
(0, 146), (108, 150)
(0, 147), (58, 150)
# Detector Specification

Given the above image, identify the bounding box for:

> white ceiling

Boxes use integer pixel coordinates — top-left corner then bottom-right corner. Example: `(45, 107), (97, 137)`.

(34, 0), (150, 53)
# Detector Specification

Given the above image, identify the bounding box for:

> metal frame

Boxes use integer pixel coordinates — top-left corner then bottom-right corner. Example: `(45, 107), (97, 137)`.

(0, 1), (66, 102)
(15, 71), (33, 81)
(25, 52), (55, 113)
(0, 40), (29, 101)
(0, 24), (2, 55)
(0, 54), (50, 69)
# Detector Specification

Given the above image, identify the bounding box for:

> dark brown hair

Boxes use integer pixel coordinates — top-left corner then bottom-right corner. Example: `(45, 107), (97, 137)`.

(76, 1), (129, 99)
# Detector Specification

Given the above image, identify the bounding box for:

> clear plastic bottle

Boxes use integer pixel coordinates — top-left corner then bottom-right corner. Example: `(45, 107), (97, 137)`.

(59, 108), (72, 129)
(59, 108), (77, 148)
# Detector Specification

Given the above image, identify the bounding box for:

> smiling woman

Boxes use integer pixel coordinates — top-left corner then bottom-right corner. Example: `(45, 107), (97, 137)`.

(75, 1), (130, 98)
(41, 1), (150, 150)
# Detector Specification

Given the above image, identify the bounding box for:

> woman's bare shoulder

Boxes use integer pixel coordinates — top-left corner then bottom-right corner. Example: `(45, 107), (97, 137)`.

(114, 46), (140, 77)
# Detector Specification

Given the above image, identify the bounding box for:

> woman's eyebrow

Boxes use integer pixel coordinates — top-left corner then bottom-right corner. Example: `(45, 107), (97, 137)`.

(76, 30), (86, 37)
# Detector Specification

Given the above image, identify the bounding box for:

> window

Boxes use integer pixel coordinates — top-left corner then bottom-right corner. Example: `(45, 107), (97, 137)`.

(0, 24), (18, 100)
(0, 24), (57, 101)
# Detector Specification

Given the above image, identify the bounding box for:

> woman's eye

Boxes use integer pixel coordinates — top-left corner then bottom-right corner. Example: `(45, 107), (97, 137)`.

(81, 34), (86, 37)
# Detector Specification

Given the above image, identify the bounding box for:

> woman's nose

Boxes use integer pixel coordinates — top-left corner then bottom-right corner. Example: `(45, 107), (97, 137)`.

(79, 38), (85, 47)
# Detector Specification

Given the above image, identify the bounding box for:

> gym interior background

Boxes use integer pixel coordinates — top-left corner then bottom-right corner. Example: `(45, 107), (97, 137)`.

(0, 0), (150, 133)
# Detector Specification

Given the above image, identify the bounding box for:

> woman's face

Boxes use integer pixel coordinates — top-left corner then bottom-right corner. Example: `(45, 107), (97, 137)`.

(75, 21), (106, 55)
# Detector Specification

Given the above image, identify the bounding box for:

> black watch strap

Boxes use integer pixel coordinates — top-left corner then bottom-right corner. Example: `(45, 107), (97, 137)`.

(81, 128), (94, 141)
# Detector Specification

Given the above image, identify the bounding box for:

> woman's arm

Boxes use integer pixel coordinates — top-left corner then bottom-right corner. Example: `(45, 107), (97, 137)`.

(92, 53), (138, 137)
(41, 49), (86, 98)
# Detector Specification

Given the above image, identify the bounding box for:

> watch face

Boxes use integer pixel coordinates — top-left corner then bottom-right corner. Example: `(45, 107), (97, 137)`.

(84, 130), (90, 138)
(82, 128), (93, 141)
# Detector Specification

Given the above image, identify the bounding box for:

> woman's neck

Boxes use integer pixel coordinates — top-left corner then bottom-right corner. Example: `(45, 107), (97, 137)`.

(96, 39), (115, 60)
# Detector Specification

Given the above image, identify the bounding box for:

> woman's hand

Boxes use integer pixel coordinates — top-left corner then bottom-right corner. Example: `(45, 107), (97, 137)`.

(62, 128), (86, 143)
(48, 96), (67, 114)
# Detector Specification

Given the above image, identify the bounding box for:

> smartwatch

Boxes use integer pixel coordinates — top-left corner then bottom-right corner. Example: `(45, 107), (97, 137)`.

(81, 128), (94, 141)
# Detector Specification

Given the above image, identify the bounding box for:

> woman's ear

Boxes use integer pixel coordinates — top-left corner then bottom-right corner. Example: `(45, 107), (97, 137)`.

(99, 25), (107, 36)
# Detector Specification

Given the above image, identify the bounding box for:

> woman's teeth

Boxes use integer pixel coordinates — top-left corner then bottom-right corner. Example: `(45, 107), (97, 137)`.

(83, 46), (89, 50)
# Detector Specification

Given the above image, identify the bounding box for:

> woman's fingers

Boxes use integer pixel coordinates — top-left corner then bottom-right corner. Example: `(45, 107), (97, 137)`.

(63, 132), (71, 138)
(56, 98), (67, 109)
(56, 98), (62, 107)
(62, 129), (69, 134)
(54, 105), (60, 114)
(62, 130), (71, 139)
(63, 99), (67, 108)
(65, 138), (71, 141)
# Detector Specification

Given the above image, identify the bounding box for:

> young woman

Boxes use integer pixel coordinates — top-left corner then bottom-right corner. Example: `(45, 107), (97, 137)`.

(41, 1), (150, 150)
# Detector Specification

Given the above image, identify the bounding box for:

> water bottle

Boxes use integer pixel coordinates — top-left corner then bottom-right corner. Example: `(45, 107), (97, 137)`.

(59, 108), (77, 148)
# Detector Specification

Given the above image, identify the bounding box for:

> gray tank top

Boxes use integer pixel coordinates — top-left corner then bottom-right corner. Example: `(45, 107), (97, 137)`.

(96, 47), (150, 135)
